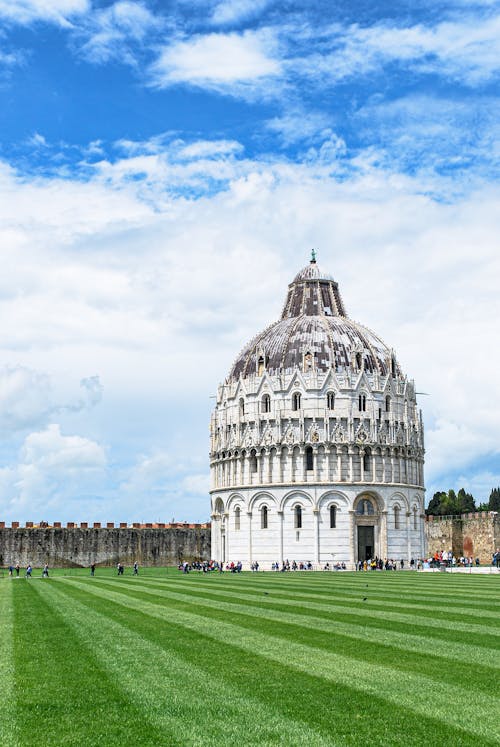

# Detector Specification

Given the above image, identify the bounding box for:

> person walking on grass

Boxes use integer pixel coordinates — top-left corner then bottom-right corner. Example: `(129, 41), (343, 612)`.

(25, 564), (32, 578)
(42, 563), (49, 578)
(133, 561), (138, 575)
(90, 563), (95, 576)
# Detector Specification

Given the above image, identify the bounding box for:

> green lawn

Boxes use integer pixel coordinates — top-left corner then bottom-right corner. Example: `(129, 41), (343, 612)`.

(1, 569), (498, 746)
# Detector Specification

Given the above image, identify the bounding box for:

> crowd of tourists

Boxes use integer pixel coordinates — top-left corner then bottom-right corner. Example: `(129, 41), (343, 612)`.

(179, 560), (225, 573)
(356, 557), (412, 571)
(429, 550), (480, 567)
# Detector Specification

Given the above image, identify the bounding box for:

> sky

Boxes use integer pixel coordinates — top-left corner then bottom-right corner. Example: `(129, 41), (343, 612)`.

(0, 0), (499, 524)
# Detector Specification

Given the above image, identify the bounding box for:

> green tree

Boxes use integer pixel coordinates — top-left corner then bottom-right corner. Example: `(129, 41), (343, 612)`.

(440, 489), (458, 515)
(488, 487), (500, 511)
(457, 487), (476, 514)
(426, 491), (446, 516)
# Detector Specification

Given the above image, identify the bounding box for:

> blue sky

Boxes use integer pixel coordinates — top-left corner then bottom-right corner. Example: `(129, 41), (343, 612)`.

(0, 0), (499, 523)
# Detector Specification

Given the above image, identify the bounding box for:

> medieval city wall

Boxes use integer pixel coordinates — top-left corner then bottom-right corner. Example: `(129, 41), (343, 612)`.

(425, 513), (499, 562)
(0, 523), (211, 567)
(1, 515), (498, 567)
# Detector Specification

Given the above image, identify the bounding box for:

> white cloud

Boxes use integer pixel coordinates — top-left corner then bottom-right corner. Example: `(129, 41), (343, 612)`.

(26, 132), (48, 148)
(20, 423), (105, 473)
(0, 366), (52, 433)
(266, 110), (333, 146)
(210, 0), (272, 25)
(302, 15), (500, 86)
(76, 1), (162, 65)
(0, 424), (107, 520)
(0, 366), (103, 434)
(150, 30), (281, 92)
(0, 0), (89, 27)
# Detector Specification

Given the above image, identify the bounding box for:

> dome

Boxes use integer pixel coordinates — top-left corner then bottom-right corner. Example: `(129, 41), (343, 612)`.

(228, 257), (400, 381)
(292, 262), (335, 283)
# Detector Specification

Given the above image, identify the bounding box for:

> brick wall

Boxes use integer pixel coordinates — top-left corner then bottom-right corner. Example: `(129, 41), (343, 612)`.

(424, 513), (499, 563)
(0, 526), (211, 567)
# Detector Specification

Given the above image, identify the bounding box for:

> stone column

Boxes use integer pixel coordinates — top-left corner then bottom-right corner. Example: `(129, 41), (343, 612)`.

(406, 511), (411, 562)
(380, 510), (388, 560)
(313, 508), (320, 565)
(247, 511), (253, 566)
(337, 447), (342, 482)
(349, 510), (356, 567)
(278, 510), (284, 563)
(419, 506), (425, 558)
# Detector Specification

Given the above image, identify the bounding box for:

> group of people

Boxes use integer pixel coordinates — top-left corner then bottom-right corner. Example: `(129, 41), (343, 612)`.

(180, 560), (222, 573)
(430, 551), (480, 567)
(8, 563), (49, 577)
(177, 560), (226, 573)
(322, 562), (347, 571)
(271, 560), (314, 571)
(116, 561), (139, 575)
(356, 557), (410, 571)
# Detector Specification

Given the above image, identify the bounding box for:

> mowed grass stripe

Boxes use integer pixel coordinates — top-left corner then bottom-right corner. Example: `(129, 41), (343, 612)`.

(143, 574), (500, 621)
(144, 572), (500, 618)
(34, 582), (332, 747)
(115, 575), (500, 640)
(61, 577), (500, 743)
(109, 577), (500, 670)
(52, 579), (486, 747)
(85, 578), (498, 695)
(12, 580), (167, 746)
(170, 571), (500, 604)
(0, 581), (18, 747)
(142, 572), (500, 611)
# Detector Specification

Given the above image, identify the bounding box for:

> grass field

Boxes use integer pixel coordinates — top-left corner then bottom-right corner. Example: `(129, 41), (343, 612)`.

(0, 569), (498, 746)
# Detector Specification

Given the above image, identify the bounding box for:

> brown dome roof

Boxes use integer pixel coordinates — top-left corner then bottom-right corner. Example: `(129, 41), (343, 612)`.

(228, 258), (400, 381)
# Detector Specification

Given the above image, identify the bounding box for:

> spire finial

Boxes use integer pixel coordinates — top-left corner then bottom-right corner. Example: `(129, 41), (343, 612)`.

(311, 248), (317, 264)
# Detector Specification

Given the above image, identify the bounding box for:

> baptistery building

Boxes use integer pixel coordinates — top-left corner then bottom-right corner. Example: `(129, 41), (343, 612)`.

(210, 255), (425, 568)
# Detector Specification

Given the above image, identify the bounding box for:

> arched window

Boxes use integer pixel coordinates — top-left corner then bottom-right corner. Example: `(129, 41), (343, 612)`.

(294, 505), (302, 529)
(385, 396), (391, 412)
(303, 351), (313, 372)
(394, 505), (400, 530)
(413, 506), (418, 530)
(327, 391), (335, 409)
(250, 449), (258, 473)
(356, 498), (375, 515)
(391, 356), (396, 377)
(234, 506), (241, 530)
(261, 394), (271, 413)
(306, 446), (314, 471)
(261, 505), (268, 529)
(257, 356), (265, 376)
(239, 398), (245, 417)
(363, 448), (371, 473)
(330, 505), (336, 529)
(358, 394), (366, 412)
(292, 392), (301, 411)
(356, 352), (362, 370)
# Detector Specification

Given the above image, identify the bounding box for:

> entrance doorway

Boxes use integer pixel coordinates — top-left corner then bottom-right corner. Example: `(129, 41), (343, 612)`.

(357, 525), (374, 561)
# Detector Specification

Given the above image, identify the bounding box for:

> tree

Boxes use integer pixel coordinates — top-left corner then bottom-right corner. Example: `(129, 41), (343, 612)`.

(457, 488), (476, 514)
(439, 489), (458, 515)
(426, 491), (446, 516)
(488, 487), (500, 512)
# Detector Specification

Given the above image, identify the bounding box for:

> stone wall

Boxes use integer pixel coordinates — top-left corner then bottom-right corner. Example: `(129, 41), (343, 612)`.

(0, 525), (211, 567)
(425, 513), (499, 562)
